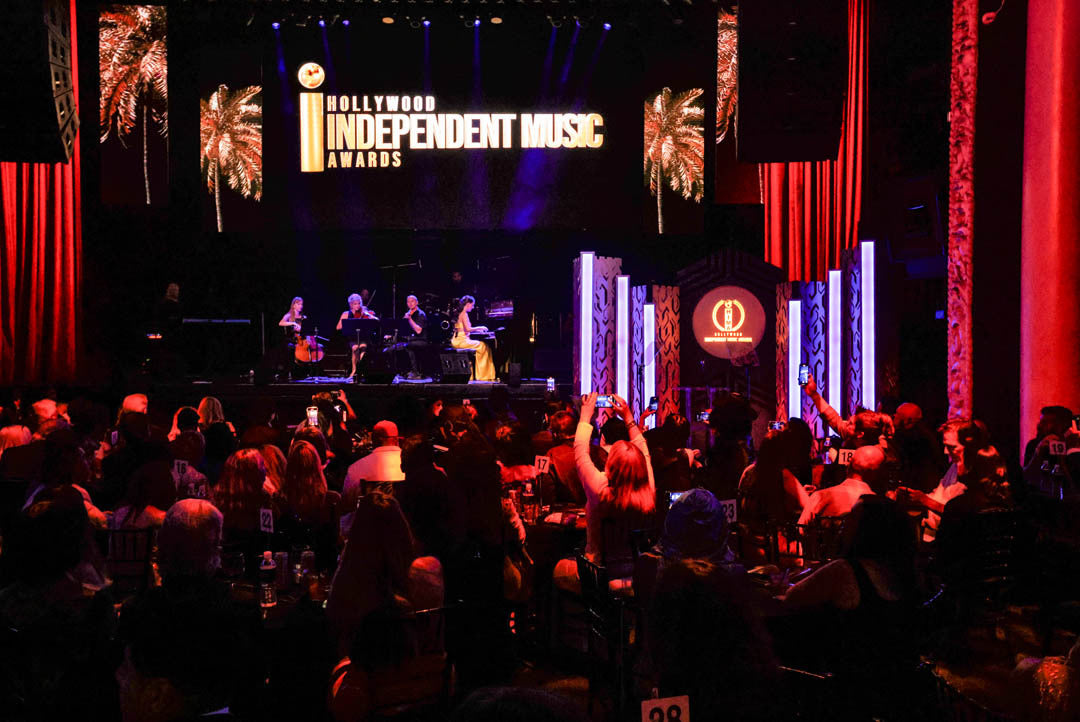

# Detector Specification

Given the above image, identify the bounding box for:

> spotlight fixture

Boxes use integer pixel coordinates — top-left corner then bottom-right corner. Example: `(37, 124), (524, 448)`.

(546, 14), (562, 28)
(318, 18), (326, 27)
(473, 17), (481, 26)
(603, 21), (611, 30)
(382, 15), (394, 23)
(272, 21), (281, 29)
(490, 16), (502, 24)
(342, 18), (350, 26)
(423, 18), (431, 26)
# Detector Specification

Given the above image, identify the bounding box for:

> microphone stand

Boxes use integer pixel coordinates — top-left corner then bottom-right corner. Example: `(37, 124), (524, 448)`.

(379, 260), (421, 320)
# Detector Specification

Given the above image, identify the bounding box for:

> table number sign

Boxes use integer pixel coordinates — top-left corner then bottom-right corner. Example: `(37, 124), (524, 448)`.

(642, 695), (689, 722)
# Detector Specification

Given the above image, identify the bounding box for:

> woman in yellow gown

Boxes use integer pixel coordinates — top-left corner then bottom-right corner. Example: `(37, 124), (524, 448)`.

(451, 295), (496, 381)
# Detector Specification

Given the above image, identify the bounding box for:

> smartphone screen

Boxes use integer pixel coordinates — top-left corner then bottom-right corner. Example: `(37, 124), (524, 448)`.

(306, 406), (319, 426)
(595, 395), (614, 408)
(696, 410), (710, 422)
(798, 363), (810, 386)
(546, 377), (556, 393)
(667, 491), (685, 509)
(648, 396), (659, 411)
(768, 421), (785, 431)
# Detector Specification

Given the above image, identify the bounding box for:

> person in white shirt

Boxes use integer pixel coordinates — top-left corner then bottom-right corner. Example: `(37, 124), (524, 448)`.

(798, 445), (883, 527)
(342, 420), (404, 531)
(896, 419), (988, 542)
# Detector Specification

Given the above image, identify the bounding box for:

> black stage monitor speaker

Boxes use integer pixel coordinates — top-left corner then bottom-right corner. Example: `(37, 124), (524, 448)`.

(507, 363), (522, 388)
(439, 353), (473, 384)
(0, 0), (79, 163)
(737, 0), (846, 163)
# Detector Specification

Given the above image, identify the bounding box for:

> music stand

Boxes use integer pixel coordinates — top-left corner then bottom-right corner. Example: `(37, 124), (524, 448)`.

(340, 319), (380, 348)
(381, 318), (419, 342)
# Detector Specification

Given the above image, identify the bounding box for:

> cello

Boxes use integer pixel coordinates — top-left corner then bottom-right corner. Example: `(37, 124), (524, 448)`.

(290, 315), (325, 364)
(294, 333), (325, 364)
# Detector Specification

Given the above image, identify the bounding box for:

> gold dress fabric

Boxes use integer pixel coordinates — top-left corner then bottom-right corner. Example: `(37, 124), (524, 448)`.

(451, 324), (495, 381)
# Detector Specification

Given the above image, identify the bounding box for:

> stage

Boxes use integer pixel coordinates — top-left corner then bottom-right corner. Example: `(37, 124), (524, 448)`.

(140, 377), (563, 430)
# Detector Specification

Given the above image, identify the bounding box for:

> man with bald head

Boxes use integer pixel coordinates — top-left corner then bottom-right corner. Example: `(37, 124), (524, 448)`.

(893, 403), (923, 432)
(798, 445), (884, 526)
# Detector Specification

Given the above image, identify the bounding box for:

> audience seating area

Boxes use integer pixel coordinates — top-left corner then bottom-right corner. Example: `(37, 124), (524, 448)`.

(0, 387), (1079, 721)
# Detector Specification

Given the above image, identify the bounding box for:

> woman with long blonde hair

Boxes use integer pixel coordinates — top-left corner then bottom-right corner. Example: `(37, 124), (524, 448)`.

(553, 393), (655, 592)
(197, 397), (230, 432)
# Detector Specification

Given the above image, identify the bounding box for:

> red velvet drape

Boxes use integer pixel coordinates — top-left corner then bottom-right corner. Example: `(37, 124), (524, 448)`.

(0, 0), (82, 384)
(762, 0), (868, 282)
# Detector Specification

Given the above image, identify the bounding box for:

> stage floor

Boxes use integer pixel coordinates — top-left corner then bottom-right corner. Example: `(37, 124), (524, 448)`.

(144, 376), (563, 429)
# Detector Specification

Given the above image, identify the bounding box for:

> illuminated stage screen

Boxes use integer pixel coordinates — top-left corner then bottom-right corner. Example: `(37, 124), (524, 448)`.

(261, 22), (643, 232)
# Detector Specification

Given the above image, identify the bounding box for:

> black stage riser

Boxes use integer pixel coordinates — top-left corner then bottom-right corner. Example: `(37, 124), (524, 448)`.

(139, 381), (562, 433)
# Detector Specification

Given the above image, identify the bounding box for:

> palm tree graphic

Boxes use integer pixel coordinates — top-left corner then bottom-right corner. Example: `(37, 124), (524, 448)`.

(644, 87), (705, 234)
(200, 84), (263, 232)
(717, 11), (739, 144)
(99, 5), (167, 205)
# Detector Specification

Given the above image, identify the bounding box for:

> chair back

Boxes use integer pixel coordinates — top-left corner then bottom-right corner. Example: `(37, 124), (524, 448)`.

(106, 527), (157, 597)
(798, 516), (848, 563)
(955, 509), (1030, 605)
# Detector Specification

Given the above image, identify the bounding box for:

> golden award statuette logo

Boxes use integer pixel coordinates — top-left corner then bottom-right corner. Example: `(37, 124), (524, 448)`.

(691, 286), (765, 360)
(298, 62), (325, 90)
(711, 299), (746, 335)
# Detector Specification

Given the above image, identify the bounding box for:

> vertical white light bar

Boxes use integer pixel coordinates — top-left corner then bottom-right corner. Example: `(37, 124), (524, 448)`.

(643, 302), (656, 429)
(860, 241), (876, 411)
(828, 270), (842, 414)
(580, 252), (594, 396)
(788, 299), (802, 419)
(615, 275), (629, 401)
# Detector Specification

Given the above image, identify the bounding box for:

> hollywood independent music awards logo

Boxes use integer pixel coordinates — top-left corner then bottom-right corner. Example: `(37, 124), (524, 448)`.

(711, 298), (748, 340)
(295, 60), (607, 173)
(692, 286), (766, 360)
(298, 62), (325, 90)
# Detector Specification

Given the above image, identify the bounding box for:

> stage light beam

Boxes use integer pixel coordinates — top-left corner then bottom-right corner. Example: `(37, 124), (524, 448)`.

(644, 303), (656, 429)
(580, 252), (594, 396)
(616, 275), (629, 402)
(828, 269), (842, 415)
(861, 241), (876, 411)
(789, 299), (802, 420)
(272, 21), (280, 30)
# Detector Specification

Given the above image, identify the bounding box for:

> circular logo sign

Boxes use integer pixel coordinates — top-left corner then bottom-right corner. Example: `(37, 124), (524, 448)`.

(297, 62), (325, 89)
(692, 285), (766, 359)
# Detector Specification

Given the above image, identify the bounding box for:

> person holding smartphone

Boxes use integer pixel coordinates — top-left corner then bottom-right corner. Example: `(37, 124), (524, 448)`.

(552, 392), (655, 595)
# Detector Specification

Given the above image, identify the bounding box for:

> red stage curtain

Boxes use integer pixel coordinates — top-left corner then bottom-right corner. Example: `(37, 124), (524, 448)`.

(0, 0), (82, 384)
(762, 0), (867, 282)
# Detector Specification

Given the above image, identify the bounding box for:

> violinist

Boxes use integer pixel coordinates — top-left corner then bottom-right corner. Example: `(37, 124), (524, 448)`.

(337, 293), (377, 380)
